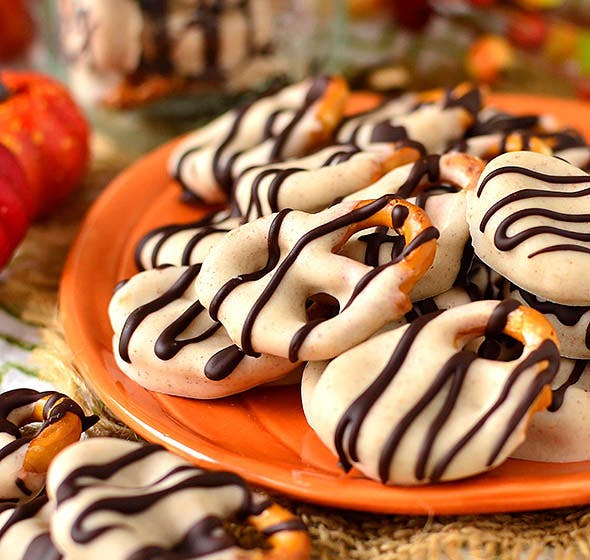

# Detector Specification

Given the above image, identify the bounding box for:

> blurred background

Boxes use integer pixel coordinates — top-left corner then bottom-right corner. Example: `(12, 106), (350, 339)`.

(3, 0), (589, 150)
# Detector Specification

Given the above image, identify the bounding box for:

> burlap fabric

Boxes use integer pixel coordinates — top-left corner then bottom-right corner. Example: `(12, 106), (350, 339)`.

(3, 136), (590, 560)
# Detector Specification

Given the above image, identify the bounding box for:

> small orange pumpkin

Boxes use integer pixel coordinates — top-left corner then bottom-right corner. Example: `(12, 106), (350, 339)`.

(0, 71), (90, 217)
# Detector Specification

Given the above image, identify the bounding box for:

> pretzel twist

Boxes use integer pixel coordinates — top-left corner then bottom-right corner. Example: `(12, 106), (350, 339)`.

(341, 152), (485, 301)
(0, 389), (96, 502)
(244, 502), (310, 560)
(46, 438), (310, 560)
(169, 76), (349, 204)
(197, 196), (438, 361)
(302, 299), (560, 485)
(336, 84), (485, 154)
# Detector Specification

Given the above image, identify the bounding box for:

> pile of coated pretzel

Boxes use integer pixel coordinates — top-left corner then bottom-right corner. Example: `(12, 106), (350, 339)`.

(110, 76), (590, 487)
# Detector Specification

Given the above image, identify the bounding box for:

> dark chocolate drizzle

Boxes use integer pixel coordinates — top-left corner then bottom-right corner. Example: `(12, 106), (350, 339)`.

(485, 299), (520, 337)
(443, 86), (483, 118)
(203, 345), (245, 381)
(468, 112), (540, 137)
(395, 155), (441, 198)
(478, 165), (590, 258)
(137, 0), (173, 74)
(546, 129), (588, 152)
(211, 104), (252, 193)
(269, 75), (330, 163)
(25, 533), (62, 560)
(333, 301), (560, 482)
(134, 210), (233, 271)
(119, 265), (252, 382)
(369, 121), (408, 143)
(549, 359), (587, 412)
(119, 265), (202, 363)
(154, 301), (222, 361)
(208, 208), (292, 324)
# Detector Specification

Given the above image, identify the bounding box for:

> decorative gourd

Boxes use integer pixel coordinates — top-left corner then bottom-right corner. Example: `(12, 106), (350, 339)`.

(0, 144), (32, 268)
(0, 71), (90, 217)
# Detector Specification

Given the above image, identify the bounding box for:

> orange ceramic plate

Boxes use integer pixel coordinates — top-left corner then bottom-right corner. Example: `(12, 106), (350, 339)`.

(60, 94), (590, 515)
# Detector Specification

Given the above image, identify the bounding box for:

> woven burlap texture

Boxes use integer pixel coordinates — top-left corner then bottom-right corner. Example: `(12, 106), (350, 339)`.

(3, 136), (590, 560)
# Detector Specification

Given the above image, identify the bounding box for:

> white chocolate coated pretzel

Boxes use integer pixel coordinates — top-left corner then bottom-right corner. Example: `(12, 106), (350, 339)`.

(109, 266), (299, 399)
(302, 300), (560, 485)
(467, 151), (590, 306)
(233, 142), (422, 221)
(197, 196), (438, 361)
(47, 438), (310, 560)
(0, 390), (95, 504)
(336, 84), (484, 153)
(462, 107), (590, 168)
(169, 76), (349, 204)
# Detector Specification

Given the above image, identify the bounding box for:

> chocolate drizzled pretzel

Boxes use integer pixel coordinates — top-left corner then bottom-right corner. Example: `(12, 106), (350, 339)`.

(197, 196), (438, 361)
(467, 151), (590, 306)
(0, 389), (97, 503)
(463, 108), (590, 168)
(169, 76), (349, 204)
(109, 265), (299, 399)
(60, 0), (282, 109)
(336, 83), (485, 153)
(302, 300), (560, 485)
(47, 438), (310, 560)
(341, 152), (485, 301)
(233, 142), (423, 222)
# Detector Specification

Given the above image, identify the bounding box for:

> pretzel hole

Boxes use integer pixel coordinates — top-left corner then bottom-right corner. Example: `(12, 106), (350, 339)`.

(305, 293), (340, 322)
(18, 424), (40, 439)
(476, 333), (524, 362)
